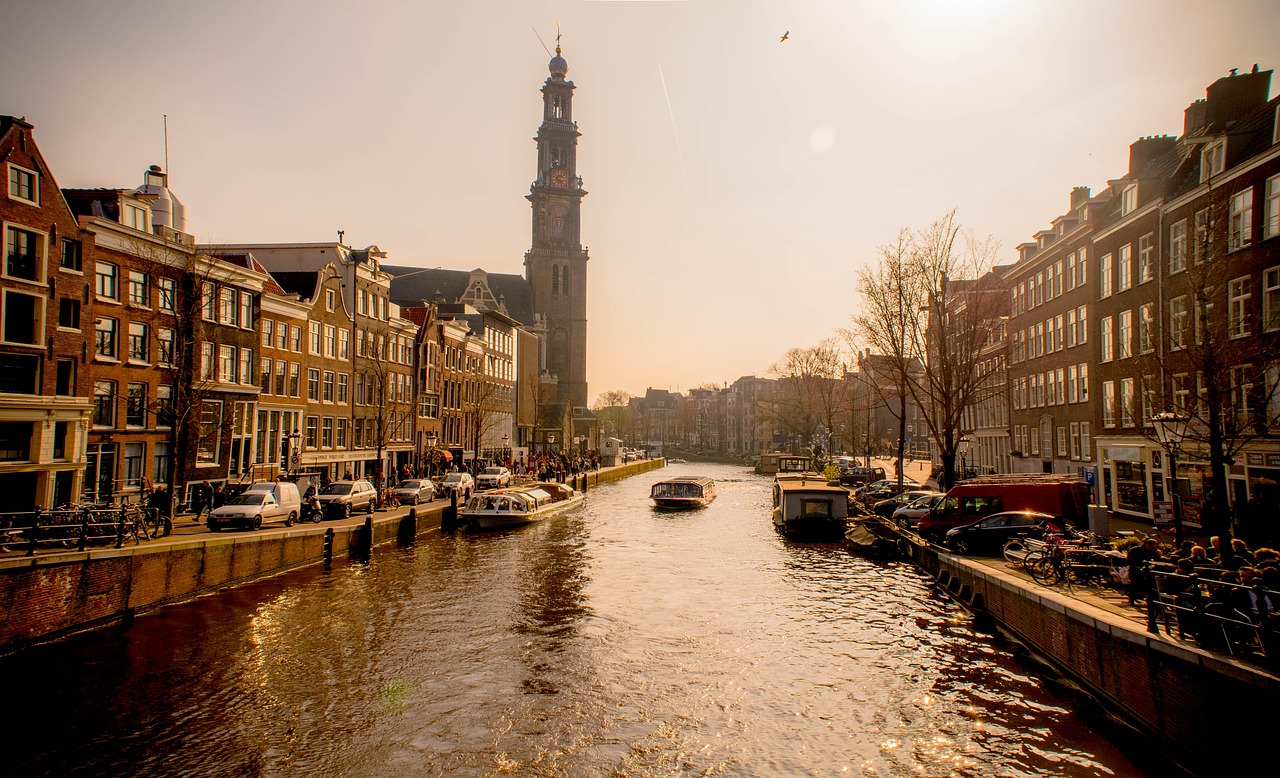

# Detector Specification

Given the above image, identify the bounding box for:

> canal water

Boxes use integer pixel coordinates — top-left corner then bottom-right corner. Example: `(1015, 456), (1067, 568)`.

(7, 463), (1151, 777)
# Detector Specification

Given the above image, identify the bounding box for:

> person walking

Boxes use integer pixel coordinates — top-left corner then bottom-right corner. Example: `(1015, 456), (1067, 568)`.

(192, 480), (212, 522)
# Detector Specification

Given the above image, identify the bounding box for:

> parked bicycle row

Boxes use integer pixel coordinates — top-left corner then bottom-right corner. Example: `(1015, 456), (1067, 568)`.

(0, 503), (170, 556)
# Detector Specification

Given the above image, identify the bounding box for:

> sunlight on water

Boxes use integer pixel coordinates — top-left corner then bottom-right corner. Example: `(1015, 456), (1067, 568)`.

(5, 464), (1150, 776)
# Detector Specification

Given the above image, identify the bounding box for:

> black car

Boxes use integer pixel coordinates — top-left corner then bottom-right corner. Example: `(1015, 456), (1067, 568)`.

(839, 466), (887, 487)
(872, 489), (937, 518)
(943, 510), (1055, 556)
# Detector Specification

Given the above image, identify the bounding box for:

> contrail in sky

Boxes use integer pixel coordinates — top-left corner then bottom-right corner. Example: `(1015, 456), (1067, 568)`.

(656, 61), (690, 197)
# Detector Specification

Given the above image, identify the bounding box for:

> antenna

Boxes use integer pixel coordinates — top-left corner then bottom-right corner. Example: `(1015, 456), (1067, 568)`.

(532, 27), (553, 57)
(163, 114), (169, 177)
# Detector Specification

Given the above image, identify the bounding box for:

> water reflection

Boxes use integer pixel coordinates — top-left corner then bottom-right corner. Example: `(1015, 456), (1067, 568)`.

(5, 464), (1150, 777)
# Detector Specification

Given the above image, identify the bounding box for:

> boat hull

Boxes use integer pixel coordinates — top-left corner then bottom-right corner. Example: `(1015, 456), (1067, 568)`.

(464, 493), (584, 531)
(773, 511), (847, 539)
(651, 495), (714, 509)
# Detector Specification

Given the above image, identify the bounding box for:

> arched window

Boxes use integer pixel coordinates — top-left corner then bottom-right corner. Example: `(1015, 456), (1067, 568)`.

(551, 265), (559, 296)
(561, 267), (569, 298)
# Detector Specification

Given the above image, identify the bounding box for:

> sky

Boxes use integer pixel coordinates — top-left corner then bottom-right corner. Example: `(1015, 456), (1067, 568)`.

(3, 0), (1277, 405)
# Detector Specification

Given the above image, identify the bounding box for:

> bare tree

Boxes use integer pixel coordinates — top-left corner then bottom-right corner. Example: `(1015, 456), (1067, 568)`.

(855, 212), (1005, 488)
(591, 389), (634, 446)
(762, 343), (843, 457)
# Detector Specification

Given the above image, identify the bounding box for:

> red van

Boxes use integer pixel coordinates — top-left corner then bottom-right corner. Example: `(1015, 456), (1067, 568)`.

(915, 478), (1090, 544)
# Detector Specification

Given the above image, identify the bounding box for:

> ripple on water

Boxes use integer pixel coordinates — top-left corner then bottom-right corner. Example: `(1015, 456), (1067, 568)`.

(4, 464), (1150, 777)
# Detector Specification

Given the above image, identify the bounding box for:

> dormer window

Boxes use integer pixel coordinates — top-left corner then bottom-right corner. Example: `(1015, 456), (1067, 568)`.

(1201, 141), (1225, 182)
(124, 203), (149, 232)
(1121, 184), (1138, 216)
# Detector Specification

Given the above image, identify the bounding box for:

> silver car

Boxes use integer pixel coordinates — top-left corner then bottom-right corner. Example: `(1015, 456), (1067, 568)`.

(391, 479), (435, 505)
(316, 480), (377, 519)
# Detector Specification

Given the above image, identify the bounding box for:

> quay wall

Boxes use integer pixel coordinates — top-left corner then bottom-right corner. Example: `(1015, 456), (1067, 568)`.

(0, 459), (664, 656)
(904, 538), (1278, 776)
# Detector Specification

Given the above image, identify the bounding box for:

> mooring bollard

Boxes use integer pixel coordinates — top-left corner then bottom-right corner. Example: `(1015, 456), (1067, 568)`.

(362, 515), (373, 554)
(323, 527), (334, 564)
(581, 473), (587, 494)
(398, 508), (417, 545)
(442, 491), (458, 533)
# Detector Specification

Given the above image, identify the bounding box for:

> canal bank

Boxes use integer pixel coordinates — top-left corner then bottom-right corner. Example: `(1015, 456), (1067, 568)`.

(898, 532), (1278, 777)
(0, 459), (665, 656)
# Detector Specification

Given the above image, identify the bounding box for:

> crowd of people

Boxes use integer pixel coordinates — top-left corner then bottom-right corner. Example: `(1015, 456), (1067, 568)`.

(1138, 536), (1279, 659)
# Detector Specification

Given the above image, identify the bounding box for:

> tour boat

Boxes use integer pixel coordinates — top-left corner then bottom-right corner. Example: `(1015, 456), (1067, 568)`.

(650, 476), (717, 509)
(460, 482), (584, 531)
(771, 475), (850, 539)
(755, 452), (813, 475)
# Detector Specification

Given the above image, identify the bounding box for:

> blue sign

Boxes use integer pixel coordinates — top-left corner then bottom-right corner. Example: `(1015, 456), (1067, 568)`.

(1084, 468), (1096, 486)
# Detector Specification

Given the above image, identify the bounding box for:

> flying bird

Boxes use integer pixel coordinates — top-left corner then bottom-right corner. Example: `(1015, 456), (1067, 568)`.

(780, 31), (789, 42)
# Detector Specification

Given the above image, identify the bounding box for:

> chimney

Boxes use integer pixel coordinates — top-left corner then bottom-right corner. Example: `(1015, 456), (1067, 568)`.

(1204, 67), (1272, 128)
(1128, 135), (1177, 177)
(1184, 99), (1208, 136)
(1069, 186), (1091, 211)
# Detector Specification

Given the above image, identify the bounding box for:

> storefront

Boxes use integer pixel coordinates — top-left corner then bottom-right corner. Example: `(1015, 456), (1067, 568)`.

(1097, 440), (1157, 521)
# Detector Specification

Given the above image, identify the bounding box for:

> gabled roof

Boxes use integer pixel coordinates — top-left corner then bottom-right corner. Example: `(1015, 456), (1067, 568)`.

(217, 253), (286, 294)
(384, 265), (535, 327)
(270, 270), (322, 301)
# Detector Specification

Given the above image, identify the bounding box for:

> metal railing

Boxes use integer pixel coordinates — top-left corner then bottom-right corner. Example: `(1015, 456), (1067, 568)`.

(1149, 566), (1277, 664)
(0, 503), (170, 557)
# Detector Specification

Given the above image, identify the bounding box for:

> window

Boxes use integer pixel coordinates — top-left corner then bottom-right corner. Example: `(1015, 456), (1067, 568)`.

(339, 328), (350, 360)
(324, 324), (337, 358)
(1141, 375), (1157, 427)
(95, 261), (119, 299)
(8, 163), (37, 204)
(290, 324), (302, 352)
(262, 318), (274, 347)
(126, 382), (147, 427)
(1201, 141), (1225, 181)
(239, 291), (253, 329)
(60, 239), (82, 272)
(197, 400), (222, 465)
(154, 328), (173, 366)
(218, 344), (236, 383)
(1230, 365), (1254, 429)
(1118, 244), (1132, 291)
(1170, 220), (1187, 274)
(276, 320), (288, 350)
(1264, 267), (1280, 332)
(55, 359), (74, 396)
(1120, 377), (1135, 426)
(336, 418), (348, 448)
(1194, 208), (1211, 263)
(289, 363), (300, 396)
(1080, 422), (1091, 461)
(128, 321), (149, 362)
(1170, 296), (1188, 350)
(1078, 248), (1087, 285)
(1100, 253), (1112, 298)
(305, 416), (318, 449)
(321, 417), (334, 449)
(1102, 381), (1115, 428)
(326, 289), (336, 311)
(1266, 175), (1280, 240)
(93, 380), (116, 427)
(1229, 189), (1254, 251)
(1229, 277), (1251, 338)
(1056, 427), (1067, 458)
(1138, 303), (1154, 354)
(154, 442), (172, 485)
(1138, 233), (1154, 283)
(239, 347), (253, 386)
(200, 342), (215, 380)
(1118, 310), (1132, 359)
(274, 360), (286, 395)
(1121, 184), (1137, 216)
(128, 271), (149, 306)
(124, 203), (148, 231)
(1172, 374), (1190, 413)
(1069, 422), (1081, 460)
(156, 277), (175, 312)
(1195, 290), (1215, 345)
(1077, 305), (1088, 344)
(95, 316), (118, 359)
(58, 298), (80, 329)
(1100, 316), (1114, 362)
(307, 368), (320, 401)
(202, 283), (216, 321)
(323, 370), (335, 402)
(261, 358), (272, 393)
(337, 373), (349, 404)
(219, 287), (236, 325)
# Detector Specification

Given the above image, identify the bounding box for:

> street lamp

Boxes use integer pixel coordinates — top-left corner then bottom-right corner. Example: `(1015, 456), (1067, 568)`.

(958, 434), (973, 484)
(424, 431), (438, 476)
(1152, 411), (1191, 545)
(284, 429), (302, 475)
(502, 433), (510, 463)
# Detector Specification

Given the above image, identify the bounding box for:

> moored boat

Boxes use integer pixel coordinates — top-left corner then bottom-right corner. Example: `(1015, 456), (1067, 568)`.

(771, 476), (849, 539)
(650, 476), (717, 509)
(844, 519), (902, 559)
(755, 452), (813, 475)
(461, 482), (583, 531)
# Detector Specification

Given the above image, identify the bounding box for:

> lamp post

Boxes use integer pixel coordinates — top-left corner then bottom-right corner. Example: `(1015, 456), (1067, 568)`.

(502, 433), (510, 464)
(958, 434), (972, 484)
(1152, 411), (1190, 546)
(425, 431), (438, 477)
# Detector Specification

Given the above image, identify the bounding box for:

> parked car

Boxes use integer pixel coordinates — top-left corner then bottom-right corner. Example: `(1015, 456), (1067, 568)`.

(943, 511), (1056, 556)
(207, 489), (296, 532)
(839, 466), (886, 487)
(859, 479), (921, 504)
(916, 479), (1090, 545)
(437, 472), (475, 500)
(891, 493), (946, 529)
(391, 478), (435, 505)
(872, 489), (938, 518)
(476, 466), (513, 490)
(316, 479), (377, 519)
(241, 481), (302, 523)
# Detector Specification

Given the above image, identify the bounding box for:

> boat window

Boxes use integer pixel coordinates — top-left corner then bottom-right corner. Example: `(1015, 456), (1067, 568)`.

(800, 498), (832, 517)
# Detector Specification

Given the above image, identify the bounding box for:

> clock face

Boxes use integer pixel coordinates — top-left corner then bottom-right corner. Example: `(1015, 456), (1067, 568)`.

(550, 169), (569, 187)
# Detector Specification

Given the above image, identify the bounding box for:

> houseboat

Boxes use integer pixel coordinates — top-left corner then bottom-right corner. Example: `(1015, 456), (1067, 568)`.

(771, 475), (850, 539)
(460, 482), (584, 531)
(755, 452), (814, 475)
(650, 476), (718, 509)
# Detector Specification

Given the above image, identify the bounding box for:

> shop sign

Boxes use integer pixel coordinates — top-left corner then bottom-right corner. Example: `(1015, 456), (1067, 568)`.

(1267, 454), (1280, 468)
(1107, 446), (1142, 461)
(1246, 453), (1264, 466)
(1153, 501), (1173, 526)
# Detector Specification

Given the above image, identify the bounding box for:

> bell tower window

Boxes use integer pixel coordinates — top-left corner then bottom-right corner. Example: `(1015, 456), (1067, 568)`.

(551, 265), (560, 296)
(552, 96), (564, 119)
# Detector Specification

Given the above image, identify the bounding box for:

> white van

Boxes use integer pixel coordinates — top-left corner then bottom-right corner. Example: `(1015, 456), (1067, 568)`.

(241, 482), (302, 523)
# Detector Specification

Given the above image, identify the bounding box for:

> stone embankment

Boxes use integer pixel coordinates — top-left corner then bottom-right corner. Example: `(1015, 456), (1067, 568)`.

(0, 459), (664, 656)
(899, 531), (1277, 777)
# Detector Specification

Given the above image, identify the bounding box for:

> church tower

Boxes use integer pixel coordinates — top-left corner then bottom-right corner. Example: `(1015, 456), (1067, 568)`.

(524, 41), (589, 409)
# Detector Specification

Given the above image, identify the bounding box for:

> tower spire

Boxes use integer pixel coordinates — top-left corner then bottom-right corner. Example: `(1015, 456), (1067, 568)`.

(555, 21), (561, 55)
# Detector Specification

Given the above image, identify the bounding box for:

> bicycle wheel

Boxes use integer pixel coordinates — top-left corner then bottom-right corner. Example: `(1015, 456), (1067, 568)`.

(1029, 557), (1061, 585)
(1021, 550), (1045, 574)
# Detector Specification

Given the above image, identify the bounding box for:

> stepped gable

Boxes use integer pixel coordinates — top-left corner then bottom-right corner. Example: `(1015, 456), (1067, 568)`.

(384, 265), (535, 327)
